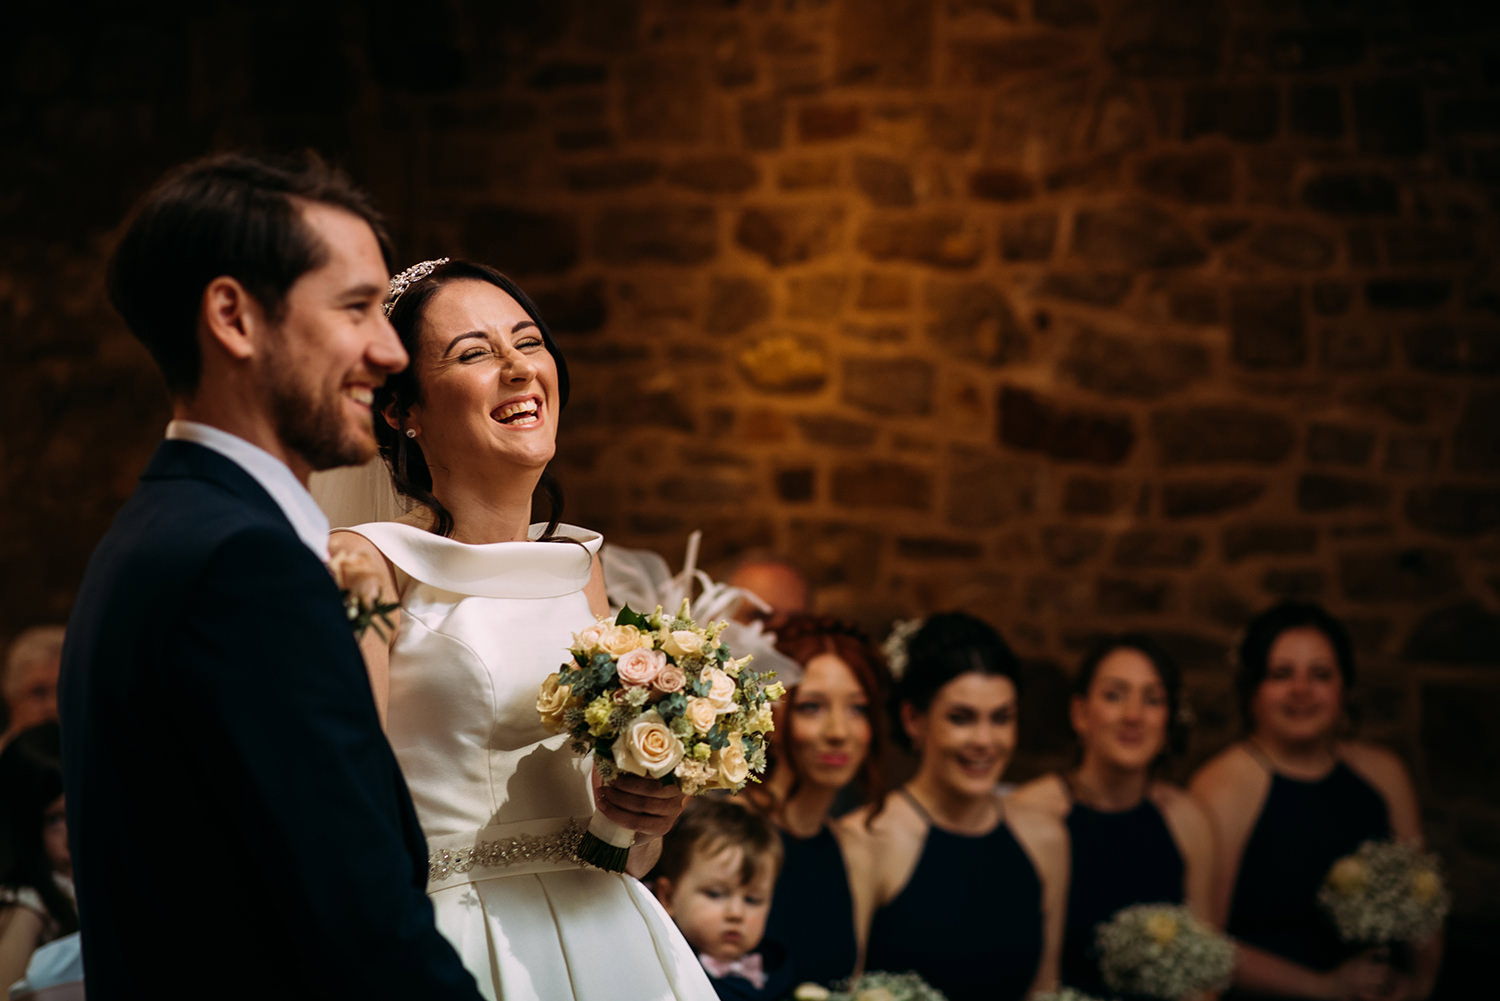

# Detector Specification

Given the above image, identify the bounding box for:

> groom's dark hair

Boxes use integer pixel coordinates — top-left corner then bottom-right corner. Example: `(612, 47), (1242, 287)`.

(106, 151), (393, 395)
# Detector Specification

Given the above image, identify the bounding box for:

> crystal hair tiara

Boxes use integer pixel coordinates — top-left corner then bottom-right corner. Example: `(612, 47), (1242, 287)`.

(385, 257), (450, 316)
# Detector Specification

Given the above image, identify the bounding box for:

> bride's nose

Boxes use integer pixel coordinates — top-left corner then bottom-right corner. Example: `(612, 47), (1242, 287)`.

(501, 347), (538, 383)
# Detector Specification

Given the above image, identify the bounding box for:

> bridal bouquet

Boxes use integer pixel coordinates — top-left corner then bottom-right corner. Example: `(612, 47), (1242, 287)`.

(539, 601), (784, 870)
(1097, 903), (1235, 999)
(1318, 839), (1449, 945)
(794, 971), (949, 1001)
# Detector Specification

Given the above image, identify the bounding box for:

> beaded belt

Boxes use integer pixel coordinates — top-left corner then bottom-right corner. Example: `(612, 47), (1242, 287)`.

(425, 816), (589, 891)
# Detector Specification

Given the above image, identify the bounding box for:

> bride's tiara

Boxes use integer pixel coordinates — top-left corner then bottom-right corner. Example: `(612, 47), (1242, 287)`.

(385, 257), (450, 316)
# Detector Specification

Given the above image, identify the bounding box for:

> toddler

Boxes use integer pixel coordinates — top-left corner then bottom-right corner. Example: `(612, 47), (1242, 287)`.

(653, 798), (793, 1001)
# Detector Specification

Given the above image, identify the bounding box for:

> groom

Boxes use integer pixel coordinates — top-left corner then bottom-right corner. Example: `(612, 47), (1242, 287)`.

(59, 154), (482, 999)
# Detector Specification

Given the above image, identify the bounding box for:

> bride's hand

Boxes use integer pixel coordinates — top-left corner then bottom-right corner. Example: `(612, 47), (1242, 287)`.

(591, 766), (687, 838)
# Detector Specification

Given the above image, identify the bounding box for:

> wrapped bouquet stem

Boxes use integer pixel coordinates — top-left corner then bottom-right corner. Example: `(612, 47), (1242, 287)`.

(539, 601), (784, 871)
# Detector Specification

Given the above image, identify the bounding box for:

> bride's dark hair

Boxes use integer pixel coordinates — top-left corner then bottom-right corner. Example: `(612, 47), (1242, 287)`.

(376, 260), (571, 539)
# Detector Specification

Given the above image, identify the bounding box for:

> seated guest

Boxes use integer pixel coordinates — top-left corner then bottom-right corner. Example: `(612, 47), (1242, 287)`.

(0, 628), (64, 751)
(840, 612), (1067, 1001)
(653, 799), (794, 1001)
(1012, 635), (1215, 998)
(743, 615), (888, 988)
(0, 723), (77, 991)
(1190, 601), (1441, 1001)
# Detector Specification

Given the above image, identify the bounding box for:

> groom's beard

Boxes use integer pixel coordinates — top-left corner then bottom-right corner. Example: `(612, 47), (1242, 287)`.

(262, 349), (377, 473)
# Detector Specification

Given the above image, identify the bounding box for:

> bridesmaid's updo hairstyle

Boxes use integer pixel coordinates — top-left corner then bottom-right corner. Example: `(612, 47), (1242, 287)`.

(1234, 600), (1356, 730)
(376, 259), (571, 539)
(1073, 633), (1187, 760)
(893, 611), (1020, 752)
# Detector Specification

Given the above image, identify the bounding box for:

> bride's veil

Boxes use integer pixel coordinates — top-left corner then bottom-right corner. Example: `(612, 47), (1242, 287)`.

(309, 457), (410, 529)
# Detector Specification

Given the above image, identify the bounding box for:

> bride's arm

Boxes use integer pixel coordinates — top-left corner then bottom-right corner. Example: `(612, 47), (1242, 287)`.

(585, 551), (608, 619)
(328, 531), (402, 728)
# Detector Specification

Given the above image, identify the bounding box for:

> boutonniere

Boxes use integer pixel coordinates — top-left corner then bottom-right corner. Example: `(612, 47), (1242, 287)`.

(327, 549), (400, 640)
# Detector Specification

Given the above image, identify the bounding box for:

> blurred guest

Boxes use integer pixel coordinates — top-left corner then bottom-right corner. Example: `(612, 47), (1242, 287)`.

(743, 615), (888, 988)
(0, 627), (64, 750)
(726, 555), (810, 630)
(1012, 635), (1214, 998)
(1190, 601), (1440, 1001)
(0, 723), (76, 991)
(840, 612), (1067, 1001)
(653, 798), (794, 1001)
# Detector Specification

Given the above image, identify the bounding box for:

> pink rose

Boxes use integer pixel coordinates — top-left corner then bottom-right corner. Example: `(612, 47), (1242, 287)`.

(652, 662), (687, 695)
(699, 666), (737, 714)
(617, 648), (666, 687)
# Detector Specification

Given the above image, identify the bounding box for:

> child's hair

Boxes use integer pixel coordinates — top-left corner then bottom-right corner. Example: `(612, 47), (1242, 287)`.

(654, 797), (784, 887)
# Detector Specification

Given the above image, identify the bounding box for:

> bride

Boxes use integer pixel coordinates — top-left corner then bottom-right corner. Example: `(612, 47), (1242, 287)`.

(323, 259), (717, 1001)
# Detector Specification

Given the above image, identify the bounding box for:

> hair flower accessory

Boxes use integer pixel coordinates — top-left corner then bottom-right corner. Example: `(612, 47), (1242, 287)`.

(881, 617), (925, 681)
(385, 257), (450, 315)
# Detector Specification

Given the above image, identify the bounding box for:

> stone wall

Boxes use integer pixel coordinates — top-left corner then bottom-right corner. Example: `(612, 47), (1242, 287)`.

(5, 0), (1498, 937)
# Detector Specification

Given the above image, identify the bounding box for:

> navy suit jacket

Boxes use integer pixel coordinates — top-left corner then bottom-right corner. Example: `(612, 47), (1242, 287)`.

(60, 440), (480, 999)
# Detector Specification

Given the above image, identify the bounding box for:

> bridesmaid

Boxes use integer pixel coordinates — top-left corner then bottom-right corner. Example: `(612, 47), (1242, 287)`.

(1190, 601), (1441, 1001)
(1011, 635), (1214, 999)
(743, 615), (888, 989)
(840, 612), (1067, 1001)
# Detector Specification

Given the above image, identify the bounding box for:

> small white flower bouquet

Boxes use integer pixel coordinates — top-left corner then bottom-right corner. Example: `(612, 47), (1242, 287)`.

(1096, 903), (1235, 1000)
(794, 970), (949, 1001)
(1318, 839), (1449, 945)
(1032, 990), (1106, 1001)
(539, 601), (784, 871)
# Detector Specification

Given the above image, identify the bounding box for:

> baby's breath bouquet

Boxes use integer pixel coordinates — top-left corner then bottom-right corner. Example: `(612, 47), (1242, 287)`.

(1318, 839), (1449, 945)
(793, 970), (949, 1001)
(1032, 991), (1106, 1001)
(539, 601), (784, 871)
(1096, 903), (1235, 1000)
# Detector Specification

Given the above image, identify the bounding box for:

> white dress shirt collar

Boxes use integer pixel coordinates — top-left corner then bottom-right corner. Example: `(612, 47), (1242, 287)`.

(165, 420), (331, 561)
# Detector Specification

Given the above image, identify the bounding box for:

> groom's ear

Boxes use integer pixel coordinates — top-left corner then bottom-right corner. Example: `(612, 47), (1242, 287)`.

(200, 276), (263, 363)
(381, 399), (406, 433)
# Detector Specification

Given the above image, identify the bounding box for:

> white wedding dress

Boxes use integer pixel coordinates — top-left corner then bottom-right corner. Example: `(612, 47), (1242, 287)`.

(342, 521), (716, 1001)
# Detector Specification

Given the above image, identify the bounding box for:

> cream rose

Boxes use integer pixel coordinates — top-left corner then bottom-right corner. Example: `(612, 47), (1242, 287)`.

(572, 624), (605, 653)
(327, 549), (383, 607)
(616, 648), (666, 687)
(652, 662), (687, 694)
(713, 733), (750, 788)
(599, 624), (646, 657)
(700, 666), (737, 714)
(612, 710), (684, 779)
(662, 629), (704, 659)
(536, 672), (573, 731)
(684, 696), (718, 734)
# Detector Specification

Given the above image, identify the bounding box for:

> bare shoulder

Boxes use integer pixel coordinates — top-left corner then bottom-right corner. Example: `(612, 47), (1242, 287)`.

(1010, 773), (1070, 819)
(1152, 781), (1213, 844)
(839, 798), (919, 846)
(328, 528), (386, 562)
(1189, 743), (1262, 802)
(1006, 799), (1070, 868)
(1340, 740), (1413, 789)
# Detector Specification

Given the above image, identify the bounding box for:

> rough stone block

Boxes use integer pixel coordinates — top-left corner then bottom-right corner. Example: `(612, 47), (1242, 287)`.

(1420, 684), (1500, 803)
(1262, 568), (1327, 599)
(786, 274), (848, 321)
(852, 155), (917, 207)
(1043, 526), (1107, 568)
(946, 33), (1081, 85)
(1072, 202), (1206, 269)
(736, 205), (844, 265)
(1247, 225), (1338, 270)
(1455, 391), (1500, 473)
(925, 101), (981, 152)
(1038, 273), (1133, 306)
(1097, 576), (1172, 614)
(1340, 547), (1461, 602)
(622, 54), (704, 141)
(1223, 522), (1319, 562)
(999, 386), (1135, 465)
(1064, 475), (1130, 516)
(1151, 405), (1297, 466)
(1307, 423), (1376, 466)
(970, 168), (1036, 202)
(1136, 150), (1235, 204)
(1321, 327), (1390, 370)
(841, 356), (935, 416)
(857, 272), (913, 311)
(463, 207), (580, 275)
(705, 275), (773, 334)
(1404, 603), (1500, 664)
(1384, 225), (1477, 267)
(1113, 529), (1203, 568)
(775, 467), (816, 503)
(1061, 326), (1211, 400)
(1354, 80), (1427, 155)
(1035, 0), (1100, 27)
(787, 520), (882, 588)
(1266, 27), (1365, 71)
(1312, 282), (1354, 316)
(596, 205), (717, 264)
(737, 334), (828, 392)
(797, 103), (862, 142)
(1104, 0), (1223, 77)
(665, 154), (760, 193)
(1184, 85), (1278, 142)
(1290, 84), (1345, 139)
(835, 0), (934, 86)
(1298, 473), (1392, 512)
(1384, 435), (1441, 474)
(923, 280), (1028, 365)
(832, 460), (932, 510)
(1231, 285), (1308, 370)
(1162, 478), (1266, 519)
(740, 97), (786, 150)
(530, 280), (607, 335)
(896, 536), (985, 561)
(1301, 171), (1400, 215)
(528, 61), (608, 89)
(1347, 227), (1380, 268)
(1366, 278), (1451, 311)
(859, 213), (983, 268)
(1406, 486), (1500, 538)
(843, 321), (910, 344)
(1167, 286), (1221, 324)
(660, 474), (750, 505)
(1001, 213), (1060, 262)
(796, 415), (878, 449)
(563, 158), (660, 191)
(1403, 326), (1500, 375)
(946, 450), (1039, 527)
(778, 157), (839, 189)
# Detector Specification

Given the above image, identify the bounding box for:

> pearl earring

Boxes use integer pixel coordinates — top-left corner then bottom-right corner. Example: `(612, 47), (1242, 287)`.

(405, 428), (417, 439)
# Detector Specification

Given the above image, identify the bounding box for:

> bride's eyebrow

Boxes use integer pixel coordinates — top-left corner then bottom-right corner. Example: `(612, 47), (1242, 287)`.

(442, 331), (489, 355)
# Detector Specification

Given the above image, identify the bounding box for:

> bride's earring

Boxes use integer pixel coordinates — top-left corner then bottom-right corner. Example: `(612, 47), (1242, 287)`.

(405, 428), (417, 438)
